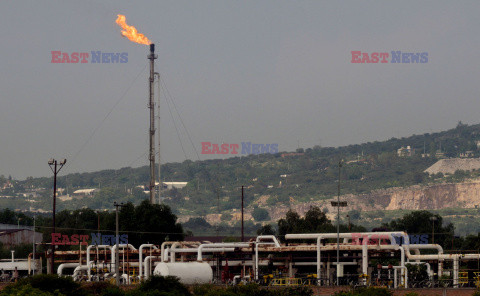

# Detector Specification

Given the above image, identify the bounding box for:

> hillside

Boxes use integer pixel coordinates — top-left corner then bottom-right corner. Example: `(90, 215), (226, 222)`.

(2, 122), (480, 232)
(425, 158), (480, 174)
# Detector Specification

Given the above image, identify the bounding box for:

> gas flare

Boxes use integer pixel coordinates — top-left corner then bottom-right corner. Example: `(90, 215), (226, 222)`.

(115, 14), (151, 45)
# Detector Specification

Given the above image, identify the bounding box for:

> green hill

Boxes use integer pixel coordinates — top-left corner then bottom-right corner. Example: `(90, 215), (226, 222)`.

(3, 122), (480, 217)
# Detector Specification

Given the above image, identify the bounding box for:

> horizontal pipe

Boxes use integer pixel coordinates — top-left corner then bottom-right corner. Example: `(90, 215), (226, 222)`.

(256, 235), (281, 248)
(172, 247), (235, 253)
(58, 263), (80, 276)
(197, 243), (250, 261)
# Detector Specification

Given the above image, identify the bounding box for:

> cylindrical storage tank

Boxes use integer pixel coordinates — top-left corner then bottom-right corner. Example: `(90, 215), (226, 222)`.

(153, 262), (212, 284)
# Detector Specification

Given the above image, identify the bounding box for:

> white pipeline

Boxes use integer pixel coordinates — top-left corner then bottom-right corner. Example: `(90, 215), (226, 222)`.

(287, 232), (408, 287)
(57, 263), (80, 276)
(86, 245), (112, 281)
(139, 244), (158, 279)
(197, 243), (250, 262)
(160, 241), (176, 263)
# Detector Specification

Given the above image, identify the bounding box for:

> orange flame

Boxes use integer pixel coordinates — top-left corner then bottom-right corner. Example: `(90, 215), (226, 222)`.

(115, 14), (151, 45)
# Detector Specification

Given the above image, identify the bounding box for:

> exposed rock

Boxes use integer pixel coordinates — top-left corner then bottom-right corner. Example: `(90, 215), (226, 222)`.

(180, 179), (480, 225)
(425, 158), (480, 175)
(252, 195), (270, 206)
(205, 213), (222, 224)
(265, 178), (480, 220)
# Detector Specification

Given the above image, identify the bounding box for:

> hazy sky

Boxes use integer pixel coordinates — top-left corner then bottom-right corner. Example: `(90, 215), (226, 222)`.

(1, 1), (480, 180)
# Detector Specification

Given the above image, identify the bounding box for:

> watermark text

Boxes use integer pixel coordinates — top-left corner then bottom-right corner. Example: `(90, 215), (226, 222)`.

(51, 232), (128, 245)
(351, 51), (428, 63)
(201, 142), (278, 155)
(51, 51), (128, 63)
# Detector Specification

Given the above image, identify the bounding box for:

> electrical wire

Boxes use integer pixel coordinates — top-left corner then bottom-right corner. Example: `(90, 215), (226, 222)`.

(127, 152), (148, 168)
(161, 79), (201, 160)
(33, 224), (185, 235)
(162, 84), (189, 160)
(159, 77), (225, 225)
(159, 80), (223, 193)
(64, 64), (148, 173)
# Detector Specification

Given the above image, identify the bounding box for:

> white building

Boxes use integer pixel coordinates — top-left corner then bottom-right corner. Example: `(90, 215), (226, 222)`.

(397, 146), (415, 157)
(72, 189), (97, 197)
(162, 182), (188, 190)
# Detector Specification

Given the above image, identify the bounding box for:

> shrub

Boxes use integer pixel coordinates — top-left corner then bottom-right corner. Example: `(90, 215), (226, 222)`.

(8, 274), (84, 296)
(227, 284), (270, 296)
(0, 284), (54, 296)
(193, 284), (313, 296)
(333, 291), (355, 296)
(355, 287), (393, 296)
(278, 286), (314, 296)
(101, 287), (125, 296)
(82, 281), (124, 296)
(192, 284), (226, 296)
(334, 287), (392, 296)
(126, 290), (173, 296)
(252, 208), (270, 221)
(137, 276), (191, 296)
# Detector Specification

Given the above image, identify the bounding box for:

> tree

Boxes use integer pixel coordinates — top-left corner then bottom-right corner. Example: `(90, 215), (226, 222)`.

(278, 207), (335, 241)
(383, 210), (454, 248)
(413, 172), (426, 184)
(132, 187), (146, 199)
(461, 233), (480, 250)
(129, 200), (184, 246)
(119, 202), (137, 235)
(303, 206), (330, 230)
(257, 224), (276, 236)
(0, 208), (17, 224)
(252, 207), (270, 221)
(183, 217), (211, 229)
(278, 210), (302, 239)
(348, 210), (361, 221)
(168, 187), (183, 201)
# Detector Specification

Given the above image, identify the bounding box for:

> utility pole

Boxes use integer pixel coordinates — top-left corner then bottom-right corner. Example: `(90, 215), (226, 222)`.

(148, 43), (157, 204)
(33, 215), (36, 275)
(336, 160), (342, 286)
(17, 217), (22, 245)
(430, 216), (438, 244)
(241, 186), (244, 242)
(48, 158), (66, 274)
(114, 202), (124, 286)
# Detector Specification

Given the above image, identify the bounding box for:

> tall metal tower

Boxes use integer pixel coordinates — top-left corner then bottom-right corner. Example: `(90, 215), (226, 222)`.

(148, 43), (157, 204)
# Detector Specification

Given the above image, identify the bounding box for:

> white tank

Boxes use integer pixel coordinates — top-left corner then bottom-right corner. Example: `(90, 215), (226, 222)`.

(153, 262), (212, 284)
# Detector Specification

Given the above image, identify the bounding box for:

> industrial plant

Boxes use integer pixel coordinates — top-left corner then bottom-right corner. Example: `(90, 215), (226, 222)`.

(50, 232), (480, 288)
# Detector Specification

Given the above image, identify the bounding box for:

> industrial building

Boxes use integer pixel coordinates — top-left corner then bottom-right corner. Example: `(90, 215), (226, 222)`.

(0, 225), (42, 247)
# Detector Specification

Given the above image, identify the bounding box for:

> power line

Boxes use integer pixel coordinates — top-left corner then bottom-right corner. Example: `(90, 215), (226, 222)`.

(162, 83), (189, 160)
(159, 77), (224, 223)
(64, 64), (148, 173)
(34, 225), (185, 235)
(161, 79), (201, 160)
(127, 152), (148, 168)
